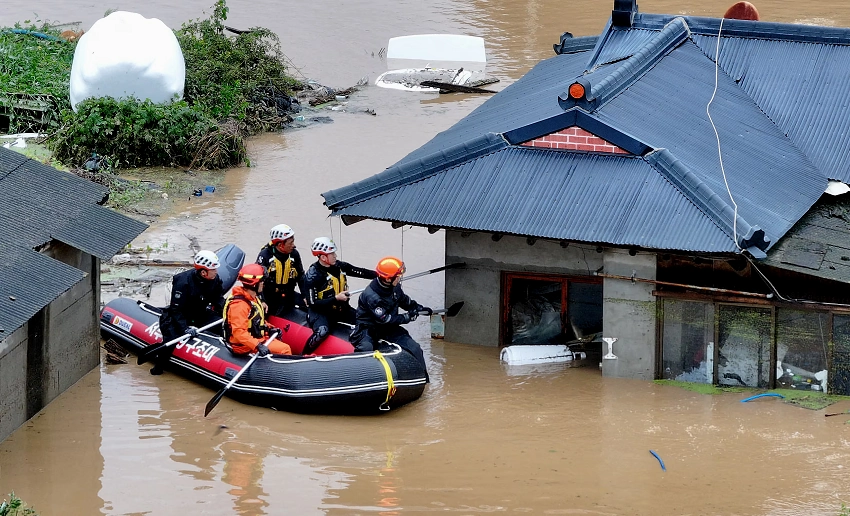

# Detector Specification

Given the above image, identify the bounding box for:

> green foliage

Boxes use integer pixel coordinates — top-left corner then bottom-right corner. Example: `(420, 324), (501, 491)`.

(840, 502), (850, 516)
(2, 0), (300, 171)
(0, 23), (74, 133)
(774, 388), (843, 410)
(654, 379), (745, 395)
(175, 0), (300, 134)
(48, 97), (246, 170)
(0, 493), (38, 516)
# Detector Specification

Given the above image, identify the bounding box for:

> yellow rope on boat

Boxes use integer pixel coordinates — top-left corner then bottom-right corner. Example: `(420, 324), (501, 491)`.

(374, 351), (396, 409)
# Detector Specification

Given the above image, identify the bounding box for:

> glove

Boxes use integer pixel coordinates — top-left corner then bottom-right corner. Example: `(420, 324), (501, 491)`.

(256, 343), (270, 357)
(407, 310), (419, 322)
(186, 326), (199, 338)
(418, 305), (433, 316)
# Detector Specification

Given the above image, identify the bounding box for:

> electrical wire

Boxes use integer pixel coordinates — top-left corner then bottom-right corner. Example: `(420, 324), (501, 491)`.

(703, 20), (850, 310)
(706, 17), (741, 251)
(745, 254), (850, 308)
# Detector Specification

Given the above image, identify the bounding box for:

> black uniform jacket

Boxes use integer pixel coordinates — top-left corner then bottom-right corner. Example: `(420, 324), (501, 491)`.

(355, 278), (419, 328)
(159, 268), (225, 336)
(256, 244), (305, 305)
(304, 260), (376, 315)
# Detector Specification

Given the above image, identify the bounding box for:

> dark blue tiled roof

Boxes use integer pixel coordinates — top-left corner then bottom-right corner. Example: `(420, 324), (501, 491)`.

(323, 5), (850, 257)
(0, 147), (148, 335)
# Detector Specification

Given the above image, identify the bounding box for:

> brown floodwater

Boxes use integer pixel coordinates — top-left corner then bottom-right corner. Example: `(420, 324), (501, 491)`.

(4, 0), (850, 514)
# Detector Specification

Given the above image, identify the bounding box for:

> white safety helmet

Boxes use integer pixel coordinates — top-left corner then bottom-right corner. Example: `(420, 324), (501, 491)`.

(311, 237), (337, 256)
(270, 224), (295, 244)
(193, 250), (221, 270)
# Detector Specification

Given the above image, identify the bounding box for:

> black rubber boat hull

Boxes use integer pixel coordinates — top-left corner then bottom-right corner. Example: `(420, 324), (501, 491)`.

(100, 297), (427, 414)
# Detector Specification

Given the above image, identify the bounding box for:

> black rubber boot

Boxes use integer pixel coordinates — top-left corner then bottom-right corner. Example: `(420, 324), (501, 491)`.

(150, 365), (164, 375)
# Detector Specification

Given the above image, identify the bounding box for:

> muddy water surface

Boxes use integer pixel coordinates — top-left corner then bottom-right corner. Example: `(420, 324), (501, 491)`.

(3, 0), (850, 514)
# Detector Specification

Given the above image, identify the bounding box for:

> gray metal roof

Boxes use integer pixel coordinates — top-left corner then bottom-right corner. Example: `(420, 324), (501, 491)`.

(0, 247), (85, 335)
(323, 3), (850, 258)
(0, 147), (148, 335)
(334, 146), (735, 252)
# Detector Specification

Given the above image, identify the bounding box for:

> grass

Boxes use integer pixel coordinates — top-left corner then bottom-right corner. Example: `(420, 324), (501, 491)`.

(655, 380), (847, 410)
(774, 388), (844, 410)
(654, 379), (745, 395)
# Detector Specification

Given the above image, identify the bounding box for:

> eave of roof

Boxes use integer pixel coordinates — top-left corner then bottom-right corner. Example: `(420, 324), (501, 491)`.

(0, 147), (149, 335)
(323, 5), (850, 259)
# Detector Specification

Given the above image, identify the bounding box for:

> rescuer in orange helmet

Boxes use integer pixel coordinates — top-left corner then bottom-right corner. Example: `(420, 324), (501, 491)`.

(223, 263), (292, 356)
(350, 256), (432, 381)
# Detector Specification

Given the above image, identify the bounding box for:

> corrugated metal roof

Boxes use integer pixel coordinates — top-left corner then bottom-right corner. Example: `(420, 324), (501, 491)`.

(335, 147), (735, 252)
(691, 34), (850, 184)
(390, 53), (591, 169)
(0, 246), (85, 335)
(586, 27), (659, 69)
(323, 10), (850, 258)
(0, 147), (148, 335)
(594, 40), (825, 249)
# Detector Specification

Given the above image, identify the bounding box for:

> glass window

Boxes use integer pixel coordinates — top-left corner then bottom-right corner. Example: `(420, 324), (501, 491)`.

(775, 309), (828, 392)
(661, 299), (715, 383)
(567, 282), (603, 339)
(508, 278), (563, 345)
(717, 305), (772, 388)
(503, 274), (603, 346)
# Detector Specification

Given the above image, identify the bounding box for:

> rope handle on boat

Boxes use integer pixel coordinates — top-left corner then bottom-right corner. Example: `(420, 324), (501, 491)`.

(374, 351), (396, 411)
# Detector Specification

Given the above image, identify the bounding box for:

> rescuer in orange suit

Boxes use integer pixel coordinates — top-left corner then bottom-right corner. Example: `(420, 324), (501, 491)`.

(223, 263), (292, 356)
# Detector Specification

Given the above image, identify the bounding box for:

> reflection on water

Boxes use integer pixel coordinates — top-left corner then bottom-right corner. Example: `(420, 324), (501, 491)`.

(2, 342), (850, 514)
(4, 0), (850, 514)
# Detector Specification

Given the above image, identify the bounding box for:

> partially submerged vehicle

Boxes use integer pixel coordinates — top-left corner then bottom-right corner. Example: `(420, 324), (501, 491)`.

(375, 34), (497, 93)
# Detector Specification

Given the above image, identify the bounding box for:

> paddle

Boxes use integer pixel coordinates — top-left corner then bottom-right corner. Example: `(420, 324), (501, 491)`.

(347, 262), (465, 295)
(204, 330), (280, 417)
(137, 318), (223, 365)
(429, 302), (464, 317)
(335, 301), (463, 330)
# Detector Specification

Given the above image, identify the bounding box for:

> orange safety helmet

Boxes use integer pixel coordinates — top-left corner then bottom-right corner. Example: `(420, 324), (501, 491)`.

(376, 256), (405, 279)
(238, 263), (265, 287)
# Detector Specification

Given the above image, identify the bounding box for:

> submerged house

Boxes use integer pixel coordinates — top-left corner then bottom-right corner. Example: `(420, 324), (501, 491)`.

(323, 1), (850, 394)
(0, 147), (147, 442)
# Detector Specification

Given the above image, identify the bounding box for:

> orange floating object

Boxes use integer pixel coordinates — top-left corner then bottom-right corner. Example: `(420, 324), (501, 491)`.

(724, 1), (760, 21)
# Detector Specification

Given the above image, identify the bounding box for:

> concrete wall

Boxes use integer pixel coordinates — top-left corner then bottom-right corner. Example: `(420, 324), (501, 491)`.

(444, 230), (603, 346)
(601, 249), (658, 380)
(0, 243), (100, 443)
(0, 324), (29, 442)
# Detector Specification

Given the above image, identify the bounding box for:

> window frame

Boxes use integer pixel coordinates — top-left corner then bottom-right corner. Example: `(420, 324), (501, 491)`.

(499, 271), (602, 348)
(657, 290), (842, 388)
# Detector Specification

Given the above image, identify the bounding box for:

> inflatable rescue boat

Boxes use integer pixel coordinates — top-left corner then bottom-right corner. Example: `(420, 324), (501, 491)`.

(99, 245), (427, 414)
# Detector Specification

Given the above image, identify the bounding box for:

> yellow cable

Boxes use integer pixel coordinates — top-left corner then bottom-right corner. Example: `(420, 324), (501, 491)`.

(374, 351), (396, 409)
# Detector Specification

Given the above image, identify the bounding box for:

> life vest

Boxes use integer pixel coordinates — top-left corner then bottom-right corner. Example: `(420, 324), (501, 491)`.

(269, 256), (298, 285)
(316, 270), (348, 302)
(223, 294), (266, 342)
(268, 244), (297, 286)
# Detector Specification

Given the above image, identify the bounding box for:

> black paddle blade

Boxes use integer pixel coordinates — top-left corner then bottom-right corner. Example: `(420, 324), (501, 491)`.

(445, 301), (465, 317)
(204, 387), (227, 417)
(137, 342), (167, 365)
